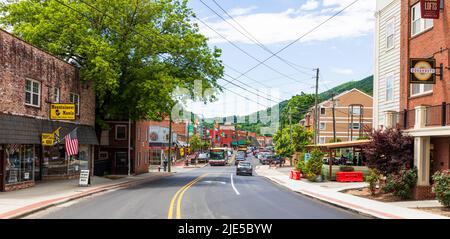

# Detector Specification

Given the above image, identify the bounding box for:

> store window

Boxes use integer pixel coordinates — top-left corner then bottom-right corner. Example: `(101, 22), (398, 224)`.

(411, 2), (433, 36)
(42, 145), (67, 176)
(5, 144), (34, 184)
(25, 79), (40, 107)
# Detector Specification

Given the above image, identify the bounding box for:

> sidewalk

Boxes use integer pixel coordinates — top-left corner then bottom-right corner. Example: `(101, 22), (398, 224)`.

(0, 172), (170, 219)
(255, 165), (448, 219)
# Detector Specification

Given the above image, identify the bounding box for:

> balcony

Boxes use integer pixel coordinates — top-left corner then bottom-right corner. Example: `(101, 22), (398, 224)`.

(387, 103), (450, 131)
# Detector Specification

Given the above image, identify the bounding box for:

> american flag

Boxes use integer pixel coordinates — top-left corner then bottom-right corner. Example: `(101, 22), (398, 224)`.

(65, 128), (78, 156)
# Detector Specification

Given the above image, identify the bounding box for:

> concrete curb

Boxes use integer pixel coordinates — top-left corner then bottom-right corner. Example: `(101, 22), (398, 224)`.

(0, 174), (171, 219)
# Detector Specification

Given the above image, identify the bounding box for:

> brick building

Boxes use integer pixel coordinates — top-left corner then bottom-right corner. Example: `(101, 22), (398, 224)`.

(386, 0), (450, 199)
(96, 119), (188, 175)
(302, 89), (373, 144)
(0, 29), (98, 191)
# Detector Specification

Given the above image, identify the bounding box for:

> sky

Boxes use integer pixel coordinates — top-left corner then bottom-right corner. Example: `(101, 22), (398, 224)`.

(185, 0), (375, 118)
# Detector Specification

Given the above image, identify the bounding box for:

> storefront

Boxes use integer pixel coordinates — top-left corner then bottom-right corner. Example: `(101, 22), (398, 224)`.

(0, 114), (98, 191)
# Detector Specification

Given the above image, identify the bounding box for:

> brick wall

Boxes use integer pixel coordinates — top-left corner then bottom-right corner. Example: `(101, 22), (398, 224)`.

(400, 0), (450, 110)
(0, 30), (95, 126)
(4, 181), (35, 192)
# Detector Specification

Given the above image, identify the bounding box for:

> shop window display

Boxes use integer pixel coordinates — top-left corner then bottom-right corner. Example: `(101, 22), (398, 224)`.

(5, 144), (34, 184)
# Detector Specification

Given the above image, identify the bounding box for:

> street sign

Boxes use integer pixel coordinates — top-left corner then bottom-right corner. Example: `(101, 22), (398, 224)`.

(41, 133), (54, 146)
(79, 170), (90, 186)
(188, 124), (194, 136)
(409, 58), (436, 84)
(420, 0), (441, 19)
(50, 103), (76, 120)
(304, 153), (311, 162)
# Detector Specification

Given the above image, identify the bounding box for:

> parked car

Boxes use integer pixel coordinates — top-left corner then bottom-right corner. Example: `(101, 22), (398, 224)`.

(236, 162), (253, 176)
(197, 153), (209, 163)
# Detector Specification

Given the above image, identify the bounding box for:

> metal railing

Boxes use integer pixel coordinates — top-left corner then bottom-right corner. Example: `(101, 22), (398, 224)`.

(426, 103), (448, 127)
(398, 109), (415, 129)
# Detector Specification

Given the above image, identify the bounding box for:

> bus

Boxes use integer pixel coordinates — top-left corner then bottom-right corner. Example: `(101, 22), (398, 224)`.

(209, 147), (227, 166)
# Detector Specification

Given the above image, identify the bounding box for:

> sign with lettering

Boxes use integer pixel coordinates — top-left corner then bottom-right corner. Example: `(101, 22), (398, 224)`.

(409, 58), (436, 84)
(41, 133), (54, 146)
(421, 0), (441, 19)
(50, 104), (76, 120)
(79, 170), (90, 186)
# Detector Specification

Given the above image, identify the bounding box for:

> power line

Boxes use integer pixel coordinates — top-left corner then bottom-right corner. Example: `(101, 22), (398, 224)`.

(205, 0), (315, 76)
(195, 16), (315, 87)
(233, 0), (361, 81)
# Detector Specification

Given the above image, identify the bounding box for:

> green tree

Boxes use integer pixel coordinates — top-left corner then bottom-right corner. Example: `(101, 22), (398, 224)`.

(280, 93), (315, 129)
(0, 0), (223, 124)
(189, 134), (202, 153)
(273, 124), (312, 160)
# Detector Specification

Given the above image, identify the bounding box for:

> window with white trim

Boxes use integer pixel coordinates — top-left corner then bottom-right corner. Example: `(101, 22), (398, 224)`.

(319, 122), (326, 130)
(349, 106), (362, 115)
(319, 137), (326, 144)
(320, 107), (326, 115)
(25, 79), (40, 107)
(349, 123), (361, 130)
(411, 3), (433, 36)
(49, 87), (60, 103)
(386, 76), (394, 101)
(386, 18), (395, 50)
(115, 125), (127, 140)
(411, 83), (433, 96)
(69, 93), (80, 115)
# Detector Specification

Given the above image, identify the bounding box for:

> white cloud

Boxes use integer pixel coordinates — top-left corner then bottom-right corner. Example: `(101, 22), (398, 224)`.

(300, 0), (320, 11)
(332, 67), (354, 75)
(228, 6), (258, 17)
(197, 0), (375, 45)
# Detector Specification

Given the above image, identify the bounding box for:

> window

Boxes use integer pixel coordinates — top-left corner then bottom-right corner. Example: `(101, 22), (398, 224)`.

(51, 87), (60, 103)
(320, 107), (326, 115)
(25, 79), (40, 107)
(319, 137), (326, 144)
(386, 76), (394, 101)
(411, 84), (433, 96)
(69, 93), (80, 116)
(99, 151), (108, 160)
(386, 18), (395, 49)
(5, 144), (35, 184)
(349, 123), (361, 130)
(319, 122), (326, 130)
(411, 3), (433, 36)
(137, 128), (141, 142)
(115, 125), (127, 140)
(349, 106), (362, 115)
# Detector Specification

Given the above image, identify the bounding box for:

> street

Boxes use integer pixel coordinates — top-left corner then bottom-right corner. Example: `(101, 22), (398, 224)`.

(26, 156), (366, 219)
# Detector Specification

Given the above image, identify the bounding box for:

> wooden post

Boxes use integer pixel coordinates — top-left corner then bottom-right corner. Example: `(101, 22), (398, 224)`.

(329, 149), (333, 181)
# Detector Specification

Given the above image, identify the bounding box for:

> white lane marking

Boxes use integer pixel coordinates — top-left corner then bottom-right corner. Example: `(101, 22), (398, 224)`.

(230, 173), (240, 195)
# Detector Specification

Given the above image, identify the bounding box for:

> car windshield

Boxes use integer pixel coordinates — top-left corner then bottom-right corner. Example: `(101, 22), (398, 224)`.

(210, 151), (225, 160)
(239, 163), (251, 167)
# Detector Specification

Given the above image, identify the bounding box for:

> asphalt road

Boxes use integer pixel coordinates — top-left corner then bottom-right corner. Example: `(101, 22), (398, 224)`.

(27, 156), (367, 219)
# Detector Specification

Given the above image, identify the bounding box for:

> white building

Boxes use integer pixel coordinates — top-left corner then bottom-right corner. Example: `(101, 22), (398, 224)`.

(373, 0), (401, 129)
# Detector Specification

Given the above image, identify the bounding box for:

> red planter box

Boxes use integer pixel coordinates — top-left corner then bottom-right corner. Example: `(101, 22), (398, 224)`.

(336, 171), (363, 182)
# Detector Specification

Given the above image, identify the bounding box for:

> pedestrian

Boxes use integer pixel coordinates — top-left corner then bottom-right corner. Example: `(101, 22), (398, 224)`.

(163, 157), (168, 172)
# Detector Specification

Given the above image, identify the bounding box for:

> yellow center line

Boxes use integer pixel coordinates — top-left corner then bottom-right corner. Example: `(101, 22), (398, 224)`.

(167, 173), (208, 219)
(176, 174), (208, 219)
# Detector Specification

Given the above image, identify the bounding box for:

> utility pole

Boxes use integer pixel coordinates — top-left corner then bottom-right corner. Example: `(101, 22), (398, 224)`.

(289, 107), (293, 144)
(168, 114), (173, 172)
(314, 68), (320, 144)
(331, 94), (337, 143)
(128, 118), (131, 176)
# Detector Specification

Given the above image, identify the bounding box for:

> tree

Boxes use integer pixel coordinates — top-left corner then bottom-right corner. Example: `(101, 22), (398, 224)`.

(189, 134), (202, 153)
(273, 124), (313, 159)
(0, 0), (223, 124)
(280, 93), (315, 129)
(363, 128), (413, 175)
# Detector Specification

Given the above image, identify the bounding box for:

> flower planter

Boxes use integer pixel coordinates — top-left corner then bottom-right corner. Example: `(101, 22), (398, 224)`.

(290, 170), (301, 180)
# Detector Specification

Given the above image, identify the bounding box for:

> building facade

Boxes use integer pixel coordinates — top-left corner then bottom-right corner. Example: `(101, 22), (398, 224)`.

(305, 89), (373, 144)
(373, 0), (402, 129)
(95, 119), (187, 175)
(0, 30), (98, 191)
(388, 0), (449, 199)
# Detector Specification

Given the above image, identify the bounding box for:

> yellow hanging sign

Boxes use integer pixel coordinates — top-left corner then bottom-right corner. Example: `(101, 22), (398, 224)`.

(50, 104), (76, 120)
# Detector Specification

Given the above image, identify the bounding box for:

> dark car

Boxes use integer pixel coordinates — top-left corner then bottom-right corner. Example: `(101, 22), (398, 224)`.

(235, 154), (246, 166)
(236, 162), (253, 176)
(259, 154), (271, 165)
(268, 155), (283, 165)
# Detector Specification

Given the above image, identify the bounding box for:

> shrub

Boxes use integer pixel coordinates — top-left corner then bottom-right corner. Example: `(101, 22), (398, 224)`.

(382, 167), (417, 199)
(305, 148), (324, 177)
(296, 153), (306, 173)
(432, 170), (450, 208)
(339, 165), (354, 172)
(367, 169), (381, 195)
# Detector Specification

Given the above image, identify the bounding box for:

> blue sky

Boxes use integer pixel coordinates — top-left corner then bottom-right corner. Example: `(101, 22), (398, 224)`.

(185, 0), (375, 118)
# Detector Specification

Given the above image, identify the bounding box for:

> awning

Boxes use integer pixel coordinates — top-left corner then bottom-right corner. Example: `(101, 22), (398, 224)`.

(307, 140), (370, 150)
(0, 113), (99, 145)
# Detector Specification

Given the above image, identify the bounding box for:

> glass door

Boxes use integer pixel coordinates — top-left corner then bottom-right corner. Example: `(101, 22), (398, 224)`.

(34, 145), (42, 181)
